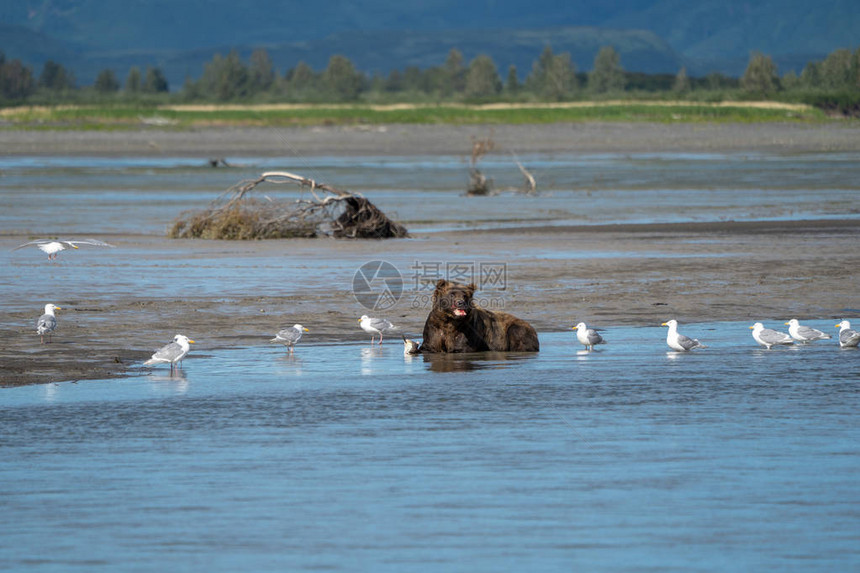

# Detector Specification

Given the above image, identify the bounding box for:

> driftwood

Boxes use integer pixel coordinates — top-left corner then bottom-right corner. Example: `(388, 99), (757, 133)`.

(466, 135), (495, 196)
(513, 155), (537, 195)
(169, 171), (408, 240)
(465, 135), (537, 196)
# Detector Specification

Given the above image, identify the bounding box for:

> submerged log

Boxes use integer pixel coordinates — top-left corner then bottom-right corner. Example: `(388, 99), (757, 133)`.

(169, 171), (408, 240)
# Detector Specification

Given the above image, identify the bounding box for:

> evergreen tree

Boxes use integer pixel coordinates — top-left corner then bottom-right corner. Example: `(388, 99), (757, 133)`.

(818, 48), (853, 90)
(322, 55), (363, 101)
(442, 48), (466, 96)
(544, 51), (577, 100)
(526, 46), (577, 100)
(0, 55), (35, 100)
(39, 60), (74, 91)
(853, 48), (860, 89)
(385, 69), (403, 92)
(505, 64), (520, 94)
(200, 51), (248, 100)
(180, 74), (200, 100)
(248, 48), (275, 93)
(741, 52), (779, 96)
(706, 72), (735, 90)
(800, 61), (821, 88)
(590, 46), (625, 93)
(125, 67), (142, 93)
(781, 70), (800, 90)
(94, 69), (120, 93)
(672, 66), (690, 94)
(465, 54), (502, 98)
(402, 66), (424, 92)
(525, 46), (554, 93)
(143, 66), (169, 93)
(286, 61), (317, 95)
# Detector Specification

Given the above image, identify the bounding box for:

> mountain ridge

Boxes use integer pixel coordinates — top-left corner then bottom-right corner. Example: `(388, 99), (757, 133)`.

(1, 1), (856, 86)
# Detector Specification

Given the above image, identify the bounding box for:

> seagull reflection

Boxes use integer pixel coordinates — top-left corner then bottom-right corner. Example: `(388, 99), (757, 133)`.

(276, 353), (303, 375)
(147, 368), (189, 392)
(361, 346), (383, 375)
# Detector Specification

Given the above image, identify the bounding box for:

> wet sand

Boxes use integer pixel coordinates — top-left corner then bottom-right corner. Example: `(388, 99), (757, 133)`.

(2, 122), (860, 157)
(3, 219), (858, 387)
(1, 123), (859, 386)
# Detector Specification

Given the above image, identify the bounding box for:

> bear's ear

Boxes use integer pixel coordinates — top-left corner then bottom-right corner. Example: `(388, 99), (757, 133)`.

(466, 283), (477, 295)
(435, 279), (449, 290)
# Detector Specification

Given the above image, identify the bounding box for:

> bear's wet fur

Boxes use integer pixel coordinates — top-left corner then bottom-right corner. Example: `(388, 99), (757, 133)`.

(420, 279), (540, 353)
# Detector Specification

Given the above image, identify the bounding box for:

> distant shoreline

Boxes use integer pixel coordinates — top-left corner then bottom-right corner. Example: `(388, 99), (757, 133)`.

(1, 122), (860, 158)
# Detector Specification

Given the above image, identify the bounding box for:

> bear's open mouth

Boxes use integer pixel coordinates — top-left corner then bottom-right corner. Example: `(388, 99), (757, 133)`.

(453, 308), (467, 317)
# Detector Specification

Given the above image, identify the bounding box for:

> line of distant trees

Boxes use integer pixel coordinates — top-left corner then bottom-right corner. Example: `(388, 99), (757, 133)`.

(1, 45), (859, 112)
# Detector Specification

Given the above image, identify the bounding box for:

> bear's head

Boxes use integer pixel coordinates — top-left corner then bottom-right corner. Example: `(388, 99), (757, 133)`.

(432, 279), (476, 320)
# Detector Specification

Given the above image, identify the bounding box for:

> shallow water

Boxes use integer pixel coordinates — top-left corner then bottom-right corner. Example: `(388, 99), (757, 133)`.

(2, 327), (858, 571)
(2, 152), (859, 235)
(2, 152), (859, 570)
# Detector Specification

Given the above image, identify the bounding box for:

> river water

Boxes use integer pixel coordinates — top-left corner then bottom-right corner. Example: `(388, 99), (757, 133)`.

(2, 329), (858, 571)
(1, 152), (859, 571)
(2, 152), (859, 234)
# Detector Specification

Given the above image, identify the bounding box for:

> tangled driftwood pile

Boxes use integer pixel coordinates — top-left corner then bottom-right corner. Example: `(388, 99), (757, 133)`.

(169, 171), (409, 240)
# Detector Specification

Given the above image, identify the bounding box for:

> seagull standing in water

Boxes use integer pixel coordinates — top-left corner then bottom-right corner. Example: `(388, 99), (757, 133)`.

(143, 334), (195, 371)
(835, 320), (860, 348)
(661, 319), (706, 352)
(750, 322), (793, 349)
(402, 336), (421, 355)
(785, 319), (831, 343)
(36, 304), (61, 344)
(13, 238), (115, 261)
(271, 324), (309, 353)
(359, 315), (396, 345)
(572, 322), (605, 351)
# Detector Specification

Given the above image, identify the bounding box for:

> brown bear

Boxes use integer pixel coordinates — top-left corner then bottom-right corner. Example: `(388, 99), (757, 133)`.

(420, 279), (540, 353)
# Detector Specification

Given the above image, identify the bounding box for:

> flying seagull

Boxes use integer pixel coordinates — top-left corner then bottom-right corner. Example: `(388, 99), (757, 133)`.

(14, 238), (115, 261)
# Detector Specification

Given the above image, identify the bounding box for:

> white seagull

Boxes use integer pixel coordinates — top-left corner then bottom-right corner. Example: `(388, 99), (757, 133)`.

(13, 238), (115, 261)
(835, 320), (860, 348)
(572, 322), (605, 351)
(143, 334), (196, 371)
(402, 336), (421, 355)
(271, 324), (309, 353)
(750, 322), (793, 349)
(661, 319), (706, 351)
(36, 303), (61, 344)
(785, 319), (831, 343)
(359, 315), (396, 345)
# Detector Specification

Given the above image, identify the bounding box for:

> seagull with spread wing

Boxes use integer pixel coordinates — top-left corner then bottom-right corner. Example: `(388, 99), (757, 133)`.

(14, 238), (115, 261)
